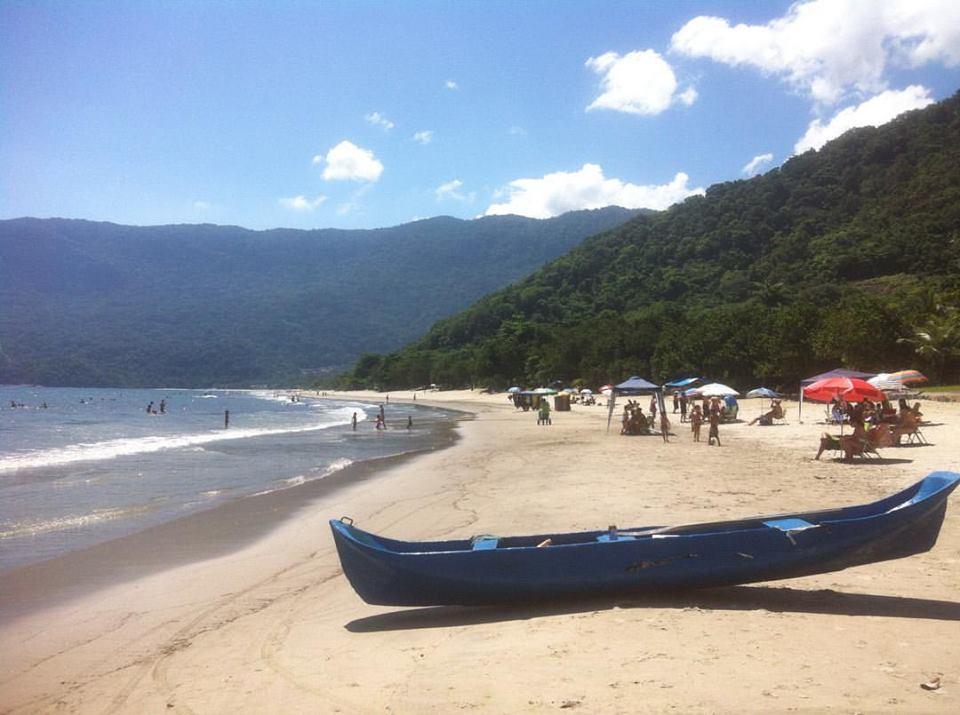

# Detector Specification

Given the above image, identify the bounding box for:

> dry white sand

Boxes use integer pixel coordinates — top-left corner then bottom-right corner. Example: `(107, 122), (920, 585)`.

(1, 390), (958, 713)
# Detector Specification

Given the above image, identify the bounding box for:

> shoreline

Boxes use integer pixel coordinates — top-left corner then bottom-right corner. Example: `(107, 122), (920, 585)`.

(2, 390), (958, 713)
(0, 399), (469, 623)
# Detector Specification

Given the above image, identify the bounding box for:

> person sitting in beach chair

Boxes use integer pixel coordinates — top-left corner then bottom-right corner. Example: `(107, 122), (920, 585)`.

(816, 423), (892, 460)
(750, 399), (786, 426)
(879, 399), (898, 423)
(893, 408), (925, 445)
(828, 397), (849, 425)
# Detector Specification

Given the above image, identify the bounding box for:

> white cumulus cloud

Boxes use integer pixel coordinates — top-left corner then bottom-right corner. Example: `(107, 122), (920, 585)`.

(279, 195), (328, 212)
(742, 153), (774, 176)
(364, 111), (394, 130)
(483, 164), (704, 219)
(445, 79), (459, 90)
(670, 0), (960, 104)
(413, 130), (434, 145)
(192, 200), (211, 211)
(586, 49), (696, 115)
(319, 140), (384, 182)
(435, 179), (474, 202)
(794, 85), (934, 152)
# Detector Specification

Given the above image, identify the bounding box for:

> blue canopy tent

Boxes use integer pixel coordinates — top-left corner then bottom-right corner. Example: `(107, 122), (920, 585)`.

(606, 376), (666, 433)
(799, 368), (876, 423)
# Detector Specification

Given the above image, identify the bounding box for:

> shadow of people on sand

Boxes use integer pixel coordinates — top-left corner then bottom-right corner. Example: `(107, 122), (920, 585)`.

(828, 457), (914, 465)
(345, 585), (960, 632)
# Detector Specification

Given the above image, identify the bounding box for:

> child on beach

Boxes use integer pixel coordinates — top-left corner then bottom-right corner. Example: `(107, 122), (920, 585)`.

(690, 405), (702, 442)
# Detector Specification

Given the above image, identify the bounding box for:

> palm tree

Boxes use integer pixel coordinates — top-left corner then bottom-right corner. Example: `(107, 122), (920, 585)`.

(897, 305), (960, 384)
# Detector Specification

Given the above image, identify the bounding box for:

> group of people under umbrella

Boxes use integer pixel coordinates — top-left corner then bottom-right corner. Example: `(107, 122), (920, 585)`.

(802, 370), (929, 460)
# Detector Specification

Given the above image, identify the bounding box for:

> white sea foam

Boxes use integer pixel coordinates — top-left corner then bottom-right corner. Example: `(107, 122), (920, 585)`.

(249, 457), (355, 497)
(0, 407), (356, 473)
(0, 505), (149, 539)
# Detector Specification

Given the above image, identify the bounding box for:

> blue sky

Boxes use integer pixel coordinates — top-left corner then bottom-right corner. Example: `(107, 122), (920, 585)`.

(2, 0), (959, 230)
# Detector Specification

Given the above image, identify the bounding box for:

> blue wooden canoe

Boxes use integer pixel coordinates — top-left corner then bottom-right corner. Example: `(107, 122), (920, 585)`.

(330, 471), (959, 606)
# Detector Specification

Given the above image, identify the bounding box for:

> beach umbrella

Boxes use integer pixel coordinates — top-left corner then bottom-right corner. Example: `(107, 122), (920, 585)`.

(563, 387), (577, 394)
(580, 388), (593, 394)
(803, 377), (884, 403)
(746, 387), (780, 399)
(867, 374), (904, 391)
(507, 386), (521, 393)
(747, 387), (781, 413)
(533, 387), (556, 395)
(887, 369), (928, 384)
(697, 383), (739, 397)
(663, 376), (701, 389)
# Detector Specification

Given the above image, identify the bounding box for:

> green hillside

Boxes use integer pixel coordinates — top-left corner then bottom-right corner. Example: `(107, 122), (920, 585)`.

(343, 92), (960, 391)
(0, 208), (637, 387)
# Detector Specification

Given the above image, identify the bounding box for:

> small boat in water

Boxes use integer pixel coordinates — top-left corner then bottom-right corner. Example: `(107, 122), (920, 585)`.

(330, 472), (959, 606)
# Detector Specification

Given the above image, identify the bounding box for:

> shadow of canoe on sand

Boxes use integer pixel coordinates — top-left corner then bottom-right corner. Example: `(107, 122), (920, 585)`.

(345, 585), (960, 632)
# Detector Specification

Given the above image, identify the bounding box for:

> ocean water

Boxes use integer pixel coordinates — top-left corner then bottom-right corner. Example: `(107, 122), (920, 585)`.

(0, 386), (455, 573)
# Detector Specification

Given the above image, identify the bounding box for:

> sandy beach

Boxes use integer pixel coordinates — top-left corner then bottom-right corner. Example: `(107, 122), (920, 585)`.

(2, 390), (959, 713)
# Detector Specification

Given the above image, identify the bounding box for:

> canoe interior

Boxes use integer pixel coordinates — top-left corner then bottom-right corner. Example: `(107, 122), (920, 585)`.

(336, 471), (958, 555)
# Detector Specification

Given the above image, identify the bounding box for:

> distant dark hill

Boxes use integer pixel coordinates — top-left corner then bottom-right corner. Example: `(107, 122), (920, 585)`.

(0, 207), (638, 387)
(346, 91), (960, 390)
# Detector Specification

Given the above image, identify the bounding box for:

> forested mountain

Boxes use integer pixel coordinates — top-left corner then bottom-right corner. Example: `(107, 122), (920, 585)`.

(0, 207), (638, 387)
(344, 91), (960, 391)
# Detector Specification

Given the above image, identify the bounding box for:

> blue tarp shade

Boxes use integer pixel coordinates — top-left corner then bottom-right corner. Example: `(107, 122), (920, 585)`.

(614, 376), (661, 394)
(663, 377), (700, 388)
(801, 368), (876, 385)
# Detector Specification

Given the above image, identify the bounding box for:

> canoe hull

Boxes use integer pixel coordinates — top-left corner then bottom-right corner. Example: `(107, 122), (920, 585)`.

(331, 472), (959, 607)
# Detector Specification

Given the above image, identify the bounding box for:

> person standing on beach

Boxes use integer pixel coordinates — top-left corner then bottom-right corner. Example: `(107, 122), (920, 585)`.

(679, 392), (688, 422)
(224, 409), (230, 429)
(708, 409), (721, 446)
(690, 405), (702, 442)
(672, 392), (679, 413)
(660, 412), (671, 443)
(351, 412), (358, 430)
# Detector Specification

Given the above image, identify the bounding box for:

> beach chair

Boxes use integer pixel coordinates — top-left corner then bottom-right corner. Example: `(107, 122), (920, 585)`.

(816, 424), (890, 461)
(842, 424), (893, 461)
(815, 433), (842, 460)
(893, 412), (926, 445)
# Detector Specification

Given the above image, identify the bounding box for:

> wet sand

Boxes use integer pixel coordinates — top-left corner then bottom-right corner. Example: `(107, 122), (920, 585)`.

(1, 391), (958, 713)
